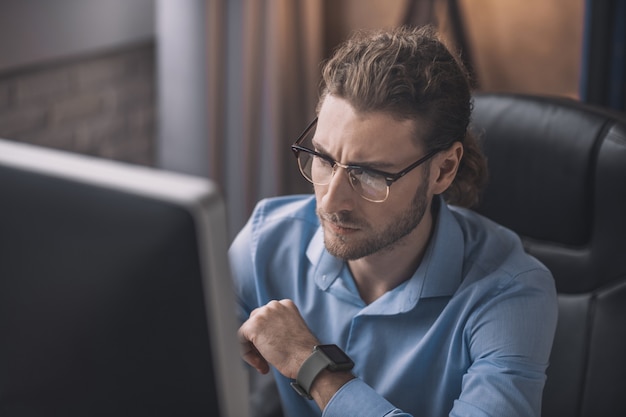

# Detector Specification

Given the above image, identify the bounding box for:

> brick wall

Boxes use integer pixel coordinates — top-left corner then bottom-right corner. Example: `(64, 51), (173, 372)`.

(0, 41), (156, 166)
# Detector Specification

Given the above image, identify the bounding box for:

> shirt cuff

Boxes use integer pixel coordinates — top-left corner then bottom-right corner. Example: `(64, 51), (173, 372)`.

(322, 378), (398, 417)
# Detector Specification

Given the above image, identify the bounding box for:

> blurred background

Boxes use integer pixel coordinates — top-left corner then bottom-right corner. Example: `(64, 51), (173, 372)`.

(0, 0), (624, 238)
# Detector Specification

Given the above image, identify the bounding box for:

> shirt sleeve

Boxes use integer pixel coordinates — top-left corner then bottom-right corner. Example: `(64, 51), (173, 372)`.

(228, 213), (258, 322)
(323, 379), (406, 417)
(450, 267), (558, 417)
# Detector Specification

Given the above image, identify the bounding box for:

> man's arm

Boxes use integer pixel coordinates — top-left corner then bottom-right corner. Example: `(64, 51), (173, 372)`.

(450, 269), (558, 417)
(238, 299), (355, 412)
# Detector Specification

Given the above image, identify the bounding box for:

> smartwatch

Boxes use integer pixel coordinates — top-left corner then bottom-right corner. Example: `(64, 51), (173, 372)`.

(290, 344), (354, 400)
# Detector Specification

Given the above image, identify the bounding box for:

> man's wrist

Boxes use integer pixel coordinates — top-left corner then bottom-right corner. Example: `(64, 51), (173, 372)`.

(309, 369), (356, 409)
(290, 344), (354, 400)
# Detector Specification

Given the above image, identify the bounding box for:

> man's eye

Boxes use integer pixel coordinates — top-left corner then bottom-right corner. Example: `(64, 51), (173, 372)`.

(313, 156), (332, 167)
(358, 168), (386, 185)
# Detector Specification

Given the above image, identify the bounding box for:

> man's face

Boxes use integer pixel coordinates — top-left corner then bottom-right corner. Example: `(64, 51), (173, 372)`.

(313, 95), (435, 260)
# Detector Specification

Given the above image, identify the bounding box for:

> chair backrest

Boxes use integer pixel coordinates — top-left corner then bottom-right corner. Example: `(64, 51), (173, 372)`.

(471, 93), (626, 417)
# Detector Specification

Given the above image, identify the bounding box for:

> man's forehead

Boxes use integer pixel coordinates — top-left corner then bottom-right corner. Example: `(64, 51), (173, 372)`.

(314, 104), (426, 166)
(317, 94), (426, 138)
(317, 102), (423, 145)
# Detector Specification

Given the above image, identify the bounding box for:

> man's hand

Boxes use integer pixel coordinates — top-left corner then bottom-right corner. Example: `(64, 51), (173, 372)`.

(238, 299), (320, 379)
(239, 299), (356, 410)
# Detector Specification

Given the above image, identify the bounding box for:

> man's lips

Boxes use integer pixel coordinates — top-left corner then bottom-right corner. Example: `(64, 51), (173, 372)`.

(321, 216), (360, 235)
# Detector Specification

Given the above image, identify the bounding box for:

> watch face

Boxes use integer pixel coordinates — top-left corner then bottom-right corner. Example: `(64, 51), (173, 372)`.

(317, 344), (354, 366)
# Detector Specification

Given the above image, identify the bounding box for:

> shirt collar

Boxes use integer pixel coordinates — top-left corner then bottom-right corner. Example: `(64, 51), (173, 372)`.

(306, 197), (465, 312)
(307, 228), (344, 291)
(418, 197), (464, 299)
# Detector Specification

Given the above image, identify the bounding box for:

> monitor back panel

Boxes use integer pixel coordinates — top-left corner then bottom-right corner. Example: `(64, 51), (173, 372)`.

(0, 149), (221, 416)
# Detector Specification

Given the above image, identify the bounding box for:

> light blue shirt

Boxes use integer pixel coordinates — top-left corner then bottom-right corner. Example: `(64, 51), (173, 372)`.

(229, 195), (557, 417)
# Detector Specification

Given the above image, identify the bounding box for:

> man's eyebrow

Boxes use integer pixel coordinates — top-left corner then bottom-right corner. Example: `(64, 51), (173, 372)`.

(311, 139), (396, 170)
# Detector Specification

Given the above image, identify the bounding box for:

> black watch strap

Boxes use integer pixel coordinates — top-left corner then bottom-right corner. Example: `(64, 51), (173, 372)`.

(290, 344), (354, 400)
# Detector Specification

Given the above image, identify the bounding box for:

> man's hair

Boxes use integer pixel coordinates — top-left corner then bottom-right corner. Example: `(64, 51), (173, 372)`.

(319, 25), (487, 208)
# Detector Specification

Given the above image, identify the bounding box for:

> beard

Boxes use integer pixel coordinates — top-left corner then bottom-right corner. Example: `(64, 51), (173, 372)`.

(317, 172), (431, 260)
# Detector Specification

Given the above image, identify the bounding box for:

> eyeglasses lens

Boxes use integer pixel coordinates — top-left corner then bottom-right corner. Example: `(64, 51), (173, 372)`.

(297, 151), (388, 202)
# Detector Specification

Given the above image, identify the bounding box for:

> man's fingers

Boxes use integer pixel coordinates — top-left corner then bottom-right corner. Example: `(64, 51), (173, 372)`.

(239, 320), (270, 374)
(240, 340), (270, 374)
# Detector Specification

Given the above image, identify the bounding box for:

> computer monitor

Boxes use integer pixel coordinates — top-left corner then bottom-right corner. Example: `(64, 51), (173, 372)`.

(0, 138), (248, 416)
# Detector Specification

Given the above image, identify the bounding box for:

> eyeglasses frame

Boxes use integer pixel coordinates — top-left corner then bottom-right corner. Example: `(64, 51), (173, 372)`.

(290, 117), (441, 201)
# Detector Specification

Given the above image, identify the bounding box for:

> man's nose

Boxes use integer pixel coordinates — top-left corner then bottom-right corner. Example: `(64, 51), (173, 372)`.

(318, 166), (356, 213)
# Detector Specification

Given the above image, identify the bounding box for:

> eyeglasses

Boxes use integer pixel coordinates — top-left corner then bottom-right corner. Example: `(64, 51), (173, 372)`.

(291, 117), (440, 203)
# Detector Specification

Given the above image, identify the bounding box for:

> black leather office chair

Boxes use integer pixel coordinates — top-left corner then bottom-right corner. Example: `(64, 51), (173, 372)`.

(471, 93), (626, 417)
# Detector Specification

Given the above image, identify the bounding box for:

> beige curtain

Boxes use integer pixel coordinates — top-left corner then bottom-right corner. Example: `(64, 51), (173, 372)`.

(207, 0), (323, 238)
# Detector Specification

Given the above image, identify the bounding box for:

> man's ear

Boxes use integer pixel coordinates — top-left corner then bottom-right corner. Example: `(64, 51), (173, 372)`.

(430, 142), (463, 195)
